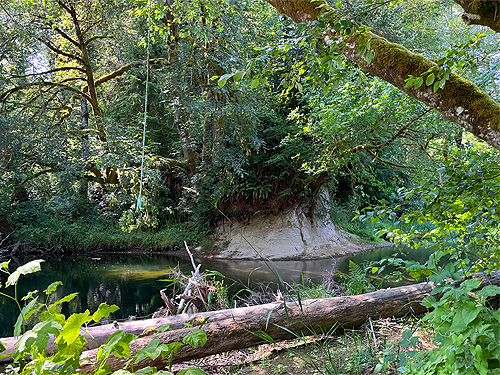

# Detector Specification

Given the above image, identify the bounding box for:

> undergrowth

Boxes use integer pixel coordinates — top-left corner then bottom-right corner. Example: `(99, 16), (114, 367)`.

(7, 202), (208, 253)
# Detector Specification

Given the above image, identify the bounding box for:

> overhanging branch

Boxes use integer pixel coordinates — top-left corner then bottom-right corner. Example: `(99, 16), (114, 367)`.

(265, 0), (500, 150)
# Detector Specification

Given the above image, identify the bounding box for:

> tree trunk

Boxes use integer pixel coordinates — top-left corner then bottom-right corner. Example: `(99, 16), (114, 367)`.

(1, 272), (498, 371)
(265, 0), (500, 151)
(78, 271), (496, 372)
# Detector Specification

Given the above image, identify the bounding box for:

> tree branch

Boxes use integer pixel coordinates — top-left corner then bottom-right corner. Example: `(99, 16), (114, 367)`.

(453, 0), (500, 32)
(10, 67), (86, 78)
(265, 0), (500, 150)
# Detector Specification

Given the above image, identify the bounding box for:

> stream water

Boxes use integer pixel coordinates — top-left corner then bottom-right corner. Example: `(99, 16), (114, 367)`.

(0, 246), (433, 337)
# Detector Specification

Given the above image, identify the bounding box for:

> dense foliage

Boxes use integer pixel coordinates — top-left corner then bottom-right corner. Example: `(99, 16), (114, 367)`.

(1, 0), (500, 373)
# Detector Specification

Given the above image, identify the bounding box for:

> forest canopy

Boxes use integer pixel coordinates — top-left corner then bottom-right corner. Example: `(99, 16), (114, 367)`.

(1, 1), (500, 374)
(0, 0), (499, 250)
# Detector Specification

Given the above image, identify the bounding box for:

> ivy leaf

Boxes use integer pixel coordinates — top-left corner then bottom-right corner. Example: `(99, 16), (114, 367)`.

(183, 329), (207, 348)
(7, 260), (44, 287)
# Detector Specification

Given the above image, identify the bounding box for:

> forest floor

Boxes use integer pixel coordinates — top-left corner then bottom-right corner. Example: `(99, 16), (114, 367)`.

(173, 317), (432, 375)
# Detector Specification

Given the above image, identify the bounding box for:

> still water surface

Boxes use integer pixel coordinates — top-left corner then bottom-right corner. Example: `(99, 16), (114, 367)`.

(0, 247), (432, 337)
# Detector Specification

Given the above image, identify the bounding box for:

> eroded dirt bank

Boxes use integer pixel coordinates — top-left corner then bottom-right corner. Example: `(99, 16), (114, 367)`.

(207, 207), (389, 260)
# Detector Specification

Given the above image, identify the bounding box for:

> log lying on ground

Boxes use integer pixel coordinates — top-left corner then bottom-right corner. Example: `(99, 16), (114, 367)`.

(1, 271), (498, 371)
(78, 271), (500, 373)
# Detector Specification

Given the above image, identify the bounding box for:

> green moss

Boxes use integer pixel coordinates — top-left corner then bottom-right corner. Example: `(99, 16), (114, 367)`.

(369, 34), (435, 77)
(364, 32), (500, 136)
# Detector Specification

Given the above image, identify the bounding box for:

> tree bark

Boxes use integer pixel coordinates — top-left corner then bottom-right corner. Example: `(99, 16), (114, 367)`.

(1, 272), (498, 370)
(83, 271), (497, 372)
(453, 0), (500, 32)
(265, 0), (500, 151)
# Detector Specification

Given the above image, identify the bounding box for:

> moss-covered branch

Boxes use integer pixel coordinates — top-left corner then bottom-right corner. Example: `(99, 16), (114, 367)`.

(265, 0), (500, 150)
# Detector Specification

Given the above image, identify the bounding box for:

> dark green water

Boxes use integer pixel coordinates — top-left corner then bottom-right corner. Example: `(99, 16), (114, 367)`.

(0, 246), (433, 337)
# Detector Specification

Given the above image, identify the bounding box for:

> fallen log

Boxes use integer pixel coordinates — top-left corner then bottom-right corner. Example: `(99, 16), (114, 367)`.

(78, 271), (500, 373)
(1, 271), (498, 371)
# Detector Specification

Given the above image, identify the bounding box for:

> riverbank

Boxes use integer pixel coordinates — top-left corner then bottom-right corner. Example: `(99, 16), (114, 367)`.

(202, 207), (391, 261)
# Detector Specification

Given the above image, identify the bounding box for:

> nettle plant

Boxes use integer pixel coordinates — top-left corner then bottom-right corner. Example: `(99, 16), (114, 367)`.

(0, 260), (207, 375)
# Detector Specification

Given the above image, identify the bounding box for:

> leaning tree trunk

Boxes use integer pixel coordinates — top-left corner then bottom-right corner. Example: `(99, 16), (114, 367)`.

(265, 0), (500, 150)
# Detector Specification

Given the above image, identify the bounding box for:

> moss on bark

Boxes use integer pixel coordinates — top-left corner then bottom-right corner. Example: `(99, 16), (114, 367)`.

(266, 0), (500, 149)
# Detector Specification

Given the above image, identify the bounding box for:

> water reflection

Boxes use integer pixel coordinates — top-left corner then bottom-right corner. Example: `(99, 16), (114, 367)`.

(0, 255), (192, 337)
(0, 246), (434, 337)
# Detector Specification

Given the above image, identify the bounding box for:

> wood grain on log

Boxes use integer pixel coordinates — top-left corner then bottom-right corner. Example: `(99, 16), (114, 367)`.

(1, 271), (498, 373)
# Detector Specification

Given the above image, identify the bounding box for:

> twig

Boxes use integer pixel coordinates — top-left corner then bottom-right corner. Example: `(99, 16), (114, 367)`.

(0, 231), (15, 247)
(177, 242), (202, 314)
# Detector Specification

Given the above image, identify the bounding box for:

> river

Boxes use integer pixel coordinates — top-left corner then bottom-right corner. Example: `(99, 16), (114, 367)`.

(0, 246), (433, 337)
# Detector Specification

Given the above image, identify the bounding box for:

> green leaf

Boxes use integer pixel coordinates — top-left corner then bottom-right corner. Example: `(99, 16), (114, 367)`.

(177, 368), (207, 375)
(460, 278), (483, 292)
(56, 310), (92, 345)
(92, 303), (120, 322)
(183, 329), (207, 348)
(44, 281), (63, 295)
(414, 77), (424, 89)
(157, 324), (172, 333)
(0, 341), (6, 353)
(218, 73), (233, 86)
(233, 71), (245, 82)
(15, 320), (62, 354)
(217, 78), (227, 88)
(426, 73), (435, 86)
(0, 260), (9, 272)
(450, 301), (482, 332)
(22, 290), (38, 301)
(99, 330), (136, 359)
(7, 260), (44, 287)
(365, 50), (374, 64)
(477, 285), (500, 297)
(14, 298), (39, 337)
(251, 78), (260, 89)
(433, 80), (440, 92)
(48, 292), (79, 314)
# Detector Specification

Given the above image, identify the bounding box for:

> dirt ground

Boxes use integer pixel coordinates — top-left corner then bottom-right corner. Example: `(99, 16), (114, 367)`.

(172, 317), (430, 375)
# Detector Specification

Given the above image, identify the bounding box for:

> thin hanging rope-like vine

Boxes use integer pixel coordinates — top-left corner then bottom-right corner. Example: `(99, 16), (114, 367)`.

(137, 2), (151, 212)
